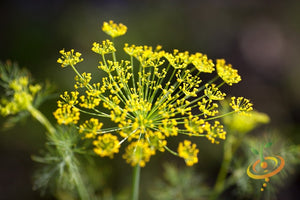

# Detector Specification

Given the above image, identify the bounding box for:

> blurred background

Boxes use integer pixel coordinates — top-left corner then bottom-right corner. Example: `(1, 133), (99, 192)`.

(0, 0), (299, 199)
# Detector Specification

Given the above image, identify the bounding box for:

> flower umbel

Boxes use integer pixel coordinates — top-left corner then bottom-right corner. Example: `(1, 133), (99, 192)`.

(178, 140), (199, 166)
(55, 21), (253, 167)
(216, 59), (241, 86)
(93, 133), (120, 158)
(102, 20), (127, 38)
(0, 62), (43, 117)
(123, 140), (155, 167)
(53, 104), (80, 125)
(79, 118), (103, 138)
(230, 96), (253, 115)
(57, 49), (83, 68)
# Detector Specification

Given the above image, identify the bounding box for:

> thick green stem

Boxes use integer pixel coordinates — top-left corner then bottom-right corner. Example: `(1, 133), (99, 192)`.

(27, 104), (56, 136)
(210, 134), (244, 200)
(131, 165), (141, 200)
(210, 140), (233, 200)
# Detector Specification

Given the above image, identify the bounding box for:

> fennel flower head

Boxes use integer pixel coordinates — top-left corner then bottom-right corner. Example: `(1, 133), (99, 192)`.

(54, 20), (253, 167)
(0, 61), (42, 116)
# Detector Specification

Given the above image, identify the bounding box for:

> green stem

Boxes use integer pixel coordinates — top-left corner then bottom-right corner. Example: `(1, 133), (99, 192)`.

(210, 139), (233, 200)
(131, 165), (141, 200)
(27, 104), (56, 136)
(210, 134), (244, 200)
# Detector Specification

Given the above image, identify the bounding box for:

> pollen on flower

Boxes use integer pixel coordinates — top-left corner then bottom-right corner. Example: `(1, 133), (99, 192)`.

(230, 96), (253, 115)
(216, 59), (241, 86)
(123, 140), (155, 167)
(102, 20), (127, 38)
(59, 91), (79, 107)
(0, 75), (41, 116)
(206, 121), (226, 144)
(53, 104), (80, 125)
(204, 84), (226, 101)
(74, 72), (92, 89)
(159, 119), (178, 137)
(164, 49), (191, 69)
(92, 40), (116, 55)
(79, 94), (101, 109)
(178, 140), (199, 166)
(190, 53), (215, 73)
(198, 98), (219, 117)
(57, 49), (83, 68)
(184, 116), (209, 135)
(93, 133), (120, 158)
(146, 130), (167, 152)
(124, 44), (165, 67)
(79, 118), (103, 138)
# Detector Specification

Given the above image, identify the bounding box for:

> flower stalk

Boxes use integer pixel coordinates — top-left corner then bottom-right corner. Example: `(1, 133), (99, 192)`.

(131, 165), (141, 200)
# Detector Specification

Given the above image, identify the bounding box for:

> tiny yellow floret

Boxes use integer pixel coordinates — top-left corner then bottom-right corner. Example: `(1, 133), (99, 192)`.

(123, 140), (155, 167)
(178, 140), (199, 166)
(79, 118), (103, 138)
(93, 133), (120, 158)
(216, 59), (241, 85)
(53, 105), (80, 125)
(230, 96), (253, 115)
(92, 40), (116, 55)
(57, 49), (83, 68)
(102, 20), (127, 38)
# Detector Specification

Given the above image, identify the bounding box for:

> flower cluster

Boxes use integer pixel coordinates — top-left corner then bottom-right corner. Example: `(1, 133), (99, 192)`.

(54, 21), (253, 167)
(0, 62), (42, 116)
(102, 20), (127, 38)
(57, 49), (83, 68)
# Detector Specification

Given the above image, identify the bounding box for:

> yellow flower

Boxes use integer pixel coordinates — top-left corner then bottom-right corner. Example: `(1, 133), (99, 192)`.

(178, 140), (199, 166)
(74, 72), (92, 89)
(164, 49), (191, 69)
(206, 121), (226, 144)
(124, 44), (165, 67)
(216, 59), (241, 86)
(56, 21), (254, 167)
(92, 40), (116, 55)
(58, 91), (79, 107)
(198, 98), (219, 117)
(190, 52), (215, 73)
(79, 118), (103, 138)
(123, 140), (155, 167)
(204, 84), (226, 101)
(57, 49), (83, 68)
(230, 96), (253, 115)
(146, 130), (167, 152)
(53, 104), (80, 125)
(102, 20), (127, 38)
(0, 75), (42, 116)
(93, 133), (120, 158)
(184, 116), (209, 135)
(159, 119), (178, 137)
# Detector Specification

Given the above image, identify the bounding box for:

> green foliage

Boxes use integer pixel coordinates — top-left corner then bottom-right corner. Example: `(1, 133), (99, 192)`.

(0, 61), (55, 129)
(32, 126), (84, 195)
(149, 163), (209, 200)
(264, 142), (272, 148)
(250, 148), (259, 155)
